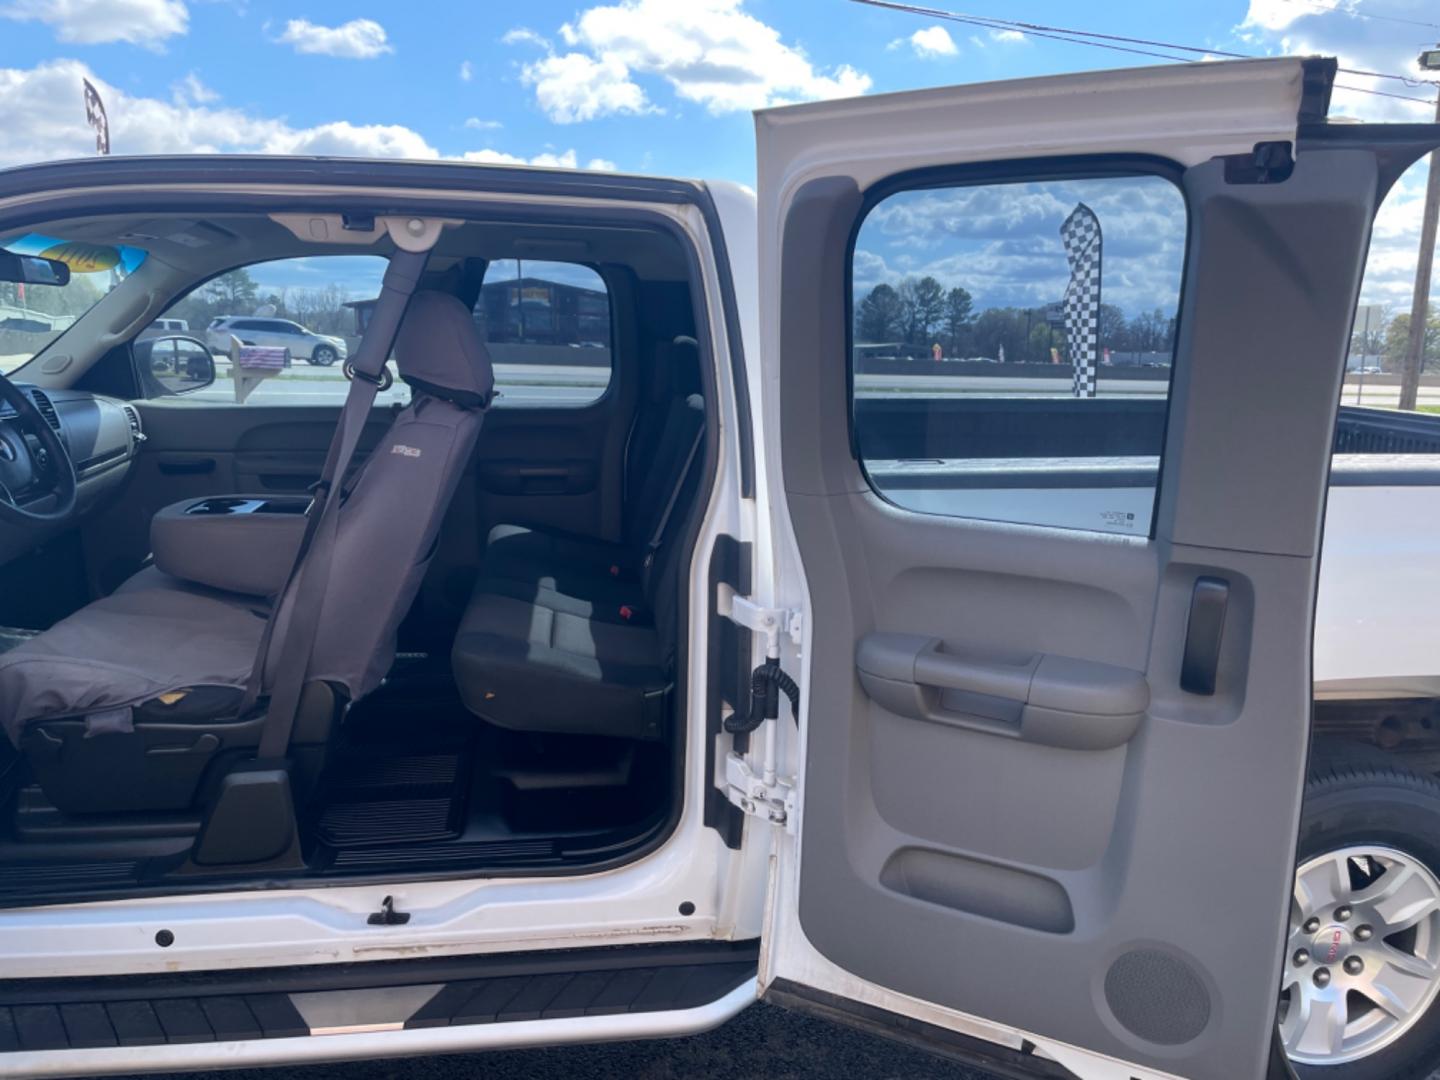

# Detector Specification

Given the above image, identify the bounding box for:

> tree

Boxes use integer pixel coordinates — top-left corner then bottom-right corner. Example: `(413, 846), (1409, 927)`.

(942, 286), (974, 357)
(855, 283), (904, 344)
(896, 276), (945, 346)
(1097, 303), (1127, 351)
(1385, 311), (1440, 371)
(203, 267), (261, 312)
(972, 307), (1029, 363)
(1128, 307), (1174, 353)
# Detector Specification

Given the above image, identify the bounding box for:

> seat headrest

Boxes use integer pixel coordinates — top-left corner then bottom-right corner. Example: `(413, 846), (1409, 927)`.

(393, 291), (495, 406)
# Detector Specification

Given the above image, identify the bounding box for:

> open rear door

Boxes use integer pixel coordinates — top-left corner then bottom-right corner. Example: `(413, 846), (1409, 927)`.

(752, 57), (1422, 1079)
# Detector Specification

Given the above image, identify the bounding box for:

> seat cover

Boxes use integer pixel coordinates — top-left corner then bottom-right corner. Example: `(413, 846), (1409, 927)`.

(0, 585), (266, 744)
(0, 288), (494, 748)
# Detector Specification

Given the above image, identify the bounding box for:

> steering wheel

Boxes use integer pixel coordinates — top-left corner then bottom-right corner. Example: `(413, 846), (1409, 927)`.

(0, 370), (76, 528)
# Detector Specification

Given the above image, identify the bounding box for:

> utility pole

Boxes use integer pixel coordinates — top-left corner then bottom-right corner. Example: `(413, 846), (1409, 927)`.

(1398, 48), (1440, 411)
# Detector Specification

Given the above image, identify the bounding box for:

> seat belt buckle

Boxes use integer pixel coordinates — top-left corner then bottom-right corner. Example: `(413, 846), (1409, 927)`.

(619, 605), (634, 622)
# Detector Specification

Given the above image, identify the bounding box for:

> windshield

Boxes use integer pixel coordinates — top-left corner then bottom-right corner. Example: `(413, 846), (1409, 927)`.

(0, 233), (148, 374)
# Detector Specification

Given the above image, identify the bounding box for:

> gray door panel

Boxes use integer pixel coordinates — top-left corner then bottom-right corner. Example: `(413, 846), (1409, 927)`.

(779, 149), (1380, 1077)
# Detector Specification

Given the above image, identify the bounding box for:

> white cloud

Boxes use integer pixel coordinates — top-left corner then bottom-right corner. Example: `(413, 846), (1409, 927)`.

(463, 117), (502, 130)
(508, 0), (872, 121)
(0, 60), (620, 174)
(988, 29), (1024, 44)
(1, 0), (188, 48)
(521, 51), (653, 124)
(461, 147), (617, 170)
(458, 60), (473, 82)
(908, 26), (957, 58)
(171, 72), (217, 105)
(1233, 0), (1437, 312)
(1235, 1), (1435, 121)
(277, 18), (393, 59)
(502, 27), (549, 48)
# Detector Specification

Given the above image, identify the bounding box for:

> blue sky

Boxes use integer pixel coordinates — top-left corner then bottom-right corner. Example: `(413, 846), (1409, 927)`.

(0, 0), (1436, 309)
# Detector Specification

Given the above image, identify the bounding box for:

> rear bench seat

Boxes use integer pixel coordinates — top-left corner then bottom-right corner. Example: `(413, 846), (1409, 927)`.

(452, 339), (703, 741)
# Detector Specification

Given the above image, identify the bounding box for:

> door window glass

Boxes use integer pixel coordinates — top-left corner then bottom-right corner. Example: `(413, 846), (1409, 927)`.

(135, 255), (400, 406)
(850, 172), (1187, 535)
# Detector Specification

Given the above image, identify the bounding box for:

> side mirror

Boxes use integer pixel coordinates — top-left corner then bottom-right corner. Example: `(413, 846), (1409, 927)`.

(0, 251), (70, 287)
(136, 335), (217, 396)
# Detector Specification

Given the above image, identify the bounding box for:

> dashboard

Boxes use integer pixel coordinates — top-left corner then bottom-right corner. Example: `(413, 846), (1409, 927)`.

(0, 386), (140, 563)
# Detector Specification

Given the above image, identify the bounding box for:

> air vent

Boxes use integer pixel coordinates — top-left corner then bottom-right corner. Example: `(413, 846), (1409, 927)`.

(27, 389), (60, 431)
(122, 404), (143, 442)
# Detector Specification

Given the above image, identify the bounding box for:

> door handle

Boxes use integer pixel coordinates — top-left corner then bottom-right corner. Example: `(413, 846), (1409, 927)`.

(856, 634), (1149, 751)
(1180, 576), (1230, 696)
(157, 458), (216, 476)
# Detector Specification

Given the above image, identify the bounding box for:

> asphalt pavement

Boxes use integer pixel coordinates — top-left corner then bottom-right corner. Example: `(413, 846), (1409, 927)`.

(122, 1002), (995, 1080)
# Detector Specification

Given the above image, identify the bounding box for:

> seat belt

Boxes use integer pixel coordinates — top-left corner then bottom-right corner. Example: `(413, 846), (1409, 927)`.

(245, 249), (428, 760)
(641, 421), (703, 573)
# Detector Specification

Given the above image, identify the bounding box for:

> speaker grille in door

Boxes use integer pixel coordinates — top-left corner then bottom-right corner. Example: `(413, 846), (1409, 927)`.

(1103, 947), (1212, 1046)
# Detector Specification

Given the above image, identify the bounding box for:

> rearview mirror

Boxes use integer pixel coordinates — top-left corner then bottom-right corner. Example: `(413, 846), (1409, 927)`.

(0, 251), (71, 287)
(136, 335), (217, 396)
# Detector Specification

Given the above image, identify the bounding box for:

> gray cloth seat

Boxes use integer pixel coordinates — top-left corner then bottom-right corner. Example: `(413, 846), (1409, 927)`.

(452, 590), (669, 741)
(453, 385), (704, 741)
(0, 289), (494, 815)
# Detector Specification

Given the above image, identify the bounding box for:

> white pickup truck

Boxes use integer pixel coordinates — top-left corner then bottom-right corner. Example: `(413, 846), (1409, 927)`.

(0, 53), (1436, 1080)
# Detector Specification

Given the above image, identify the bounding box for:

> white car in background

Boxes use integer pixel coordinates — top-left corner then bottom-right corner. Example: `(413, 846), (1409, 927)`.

(206, 315), (347, 365)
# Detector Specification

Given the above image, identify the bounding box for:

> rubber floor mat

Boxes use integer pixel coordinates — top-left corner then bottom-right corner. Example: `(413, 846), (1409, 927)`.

(316, 797), (462, 847)
(314, 749), (469, 847)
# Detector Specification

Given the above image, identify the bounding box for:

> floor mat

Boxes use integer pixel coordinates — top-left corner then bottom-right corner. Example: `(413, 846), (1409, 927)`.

(314, 748), (470, 848)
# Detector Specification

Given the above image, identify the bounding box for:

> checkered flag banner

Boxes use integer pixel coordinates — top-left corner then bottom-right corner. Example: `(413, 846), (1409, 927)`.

(83, 78), (110, 156)
(1059, 203), (1102, 399)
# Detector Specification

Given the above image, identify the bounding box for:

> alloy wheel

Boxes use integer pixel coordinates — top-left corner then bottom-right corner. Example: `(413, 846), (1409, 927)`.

(1281, 845), (1440, 1065)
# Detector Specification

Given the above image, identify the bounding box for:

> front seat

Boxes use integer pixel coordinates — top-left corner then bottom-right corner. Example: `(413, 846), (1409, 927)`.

(0, 290), (493, 816)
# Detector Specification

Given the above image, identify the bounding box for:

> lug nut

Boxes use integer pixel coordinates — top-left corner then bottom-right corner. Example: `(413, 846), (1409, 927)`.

(1314, 968), (1332, 988)
(1344, 956), (1365, 976)
(1304, 917), (1322, 933)
(1355, 925), (1374, 942)
(1336, 905), (1353, 922)
(1293, 948), (1310, 966)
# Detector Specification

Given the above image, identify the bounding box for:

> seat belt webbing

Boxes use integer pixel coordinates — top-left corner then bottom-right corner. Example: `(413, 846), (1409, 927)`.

(248, 249), (428, 759)
(643, 422), (704, 569)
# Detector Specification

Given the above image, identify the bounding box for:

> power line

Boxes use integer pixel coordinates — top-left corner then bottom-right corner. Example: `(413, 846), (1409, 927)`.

(851, 0), (1439, 105)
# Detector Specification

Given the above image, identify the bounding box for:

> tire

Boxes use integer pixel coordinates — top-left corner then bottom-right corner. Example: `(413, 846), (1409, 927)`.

(310, 345), (337, 367)
(1284, 742), (1440, 1079)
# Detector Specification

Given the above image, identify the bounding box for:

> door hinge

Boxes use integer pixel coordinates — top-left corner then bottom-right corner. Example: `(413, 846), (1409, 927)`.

(717, 586), (802, 651)
(724, 751), (796, 832)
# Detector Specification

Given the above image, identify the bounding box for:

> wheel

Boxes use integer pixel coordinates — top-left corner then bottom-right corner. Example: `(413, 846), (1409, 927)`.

(310, 344), (337, 366)
(1282, 744), (1440, 1079)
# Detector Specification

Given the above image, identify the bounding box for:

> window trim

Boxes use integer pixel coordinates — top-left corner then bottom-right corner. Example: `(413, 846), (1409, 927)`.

(844, 153), (1191, 540)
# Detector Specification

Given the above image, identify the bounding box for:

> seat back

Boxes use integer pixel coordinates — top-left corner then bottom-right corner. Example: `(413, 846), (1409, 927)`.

(265, 291), (494, 701)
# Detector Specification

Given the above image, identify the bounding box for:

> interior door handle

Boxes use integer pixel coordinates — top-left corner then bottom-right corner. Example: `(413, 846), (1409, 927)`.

(157, 458), (216, 476)
(856, 634), (1149, 751)
(1180, 576), (1230, 696)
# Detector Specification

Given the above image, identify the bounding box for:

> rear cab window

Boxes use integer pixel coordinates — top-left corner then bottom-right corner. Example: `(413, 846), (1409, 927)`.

(474, 259), (612, 407)
(850, 169), (1187, 536)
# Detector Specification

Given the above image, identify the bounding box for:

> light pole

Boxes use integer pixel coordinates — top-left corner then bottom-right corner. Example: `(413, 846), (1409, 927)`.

(1397, 47), (1440, 411)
